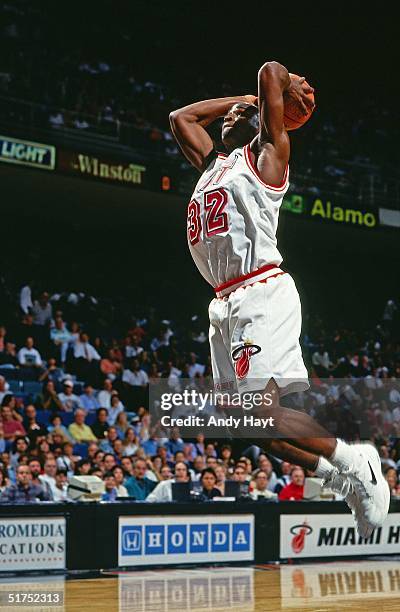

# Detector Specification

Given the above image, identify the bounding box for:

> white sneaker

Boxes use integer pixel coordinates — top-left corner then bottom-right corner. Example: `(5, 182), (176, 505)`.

(323, 469), (372, 539)
(323, 443), (390, 539)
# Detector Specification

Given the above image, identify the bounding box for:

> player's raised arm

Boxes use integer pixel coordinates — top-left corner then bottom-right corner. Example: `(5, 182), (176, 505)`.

(169, 96), (255, 172)
(256, 61), (314, 184)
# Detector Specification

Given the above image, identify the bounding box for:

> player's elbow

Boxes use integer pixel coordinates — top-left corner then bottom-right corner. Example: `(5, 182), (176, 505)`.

(169, 110), (179, 128)
(258, 61), (283, 79)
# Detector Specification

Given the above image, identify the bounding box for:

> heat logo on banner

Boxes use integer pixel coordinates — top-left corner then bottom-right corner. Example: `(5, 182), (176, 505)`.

(290, 522), (313, 554)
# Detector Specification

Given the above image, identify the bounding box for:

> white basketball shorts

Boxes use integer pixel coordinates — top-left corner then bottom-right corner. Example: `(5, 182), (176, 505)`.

(208, 272), (309, 396)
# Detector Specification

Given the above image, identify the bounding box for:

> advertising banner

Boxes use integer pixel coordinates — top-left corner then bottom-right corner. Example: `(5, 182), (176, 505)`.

(0, 135), (55, 170)
(282, 193), (378, 228)
(119, 514), (254, 567)
(58, 149), (146, 187)
(280, 512), (400, 559)
(0, 517), (66, 570)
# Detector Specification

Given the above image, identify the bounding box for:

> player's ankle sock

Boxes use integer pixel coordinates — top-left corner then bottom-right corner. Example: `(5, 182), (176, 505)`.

(329, 439), (358, 472)
(314, 455), (334, 478)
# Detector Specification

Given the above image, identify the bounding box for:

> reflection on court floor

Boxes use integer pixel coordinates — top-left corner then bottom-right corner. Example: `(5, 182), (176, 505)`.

(119, 567), (254, 612)
(280, 560), (400, 609)
(0, 576), (65, 612)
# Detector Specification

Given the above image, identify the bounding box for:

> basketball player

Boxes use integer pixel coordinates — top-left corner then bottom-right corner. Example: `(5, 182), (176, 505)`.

(169, 61), (389, 537)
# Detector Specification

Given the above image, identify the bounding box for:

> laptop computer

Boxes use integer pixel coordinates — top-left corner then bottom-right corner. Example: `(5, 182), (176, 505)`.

(171, 481), (192, 502)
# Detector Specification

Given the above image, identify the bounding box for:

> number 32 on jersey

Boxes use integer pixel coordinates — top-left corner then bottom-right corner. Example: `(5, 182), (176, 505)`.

(188, 188), (229, 245)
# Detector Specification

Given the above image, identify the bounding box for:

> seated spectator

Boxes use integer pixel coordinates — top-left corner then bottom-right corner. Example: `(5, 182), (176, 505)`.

(100, 349), (122, 381)
(17, 337), (43, 376)
(384, 466), (400, 497)
(47, 414), (74, 443)
(111, 438), (124, 462)
(112, 465), (128, 497)
(75, 458), (92, 476)
(97, 378), (113, 409)
(50, 316), (72, 365)
(99, 426), (119, 453)
(115, 411), (129, 438)
(103, 453), (117, 473)
(58, 380), (83, 412)
(122, 427), (139, 457)
(23, 404), (48, 443)
(146, 461), (190, 502)
(1, 465), (50, 503)
(214, 463), (227, 494)
(0, 467), (9, 492)
(278, 467), (305, 501)
(250, 469), (278, 500)
(101, 471), (118, 501)
(205, 456), (218, 471)
(52, 469), (70, 501)
(91, 408), (109, 439)
(39, 380), (64, 412)
(68, 409), (97, 443)
(107, 392), (125, 426)
(38, 357), (66, 386)
(220, 444), (235, 469)
(79, 384), (100, 412)
(0, 376), (10, 405)
(72, 332), (101, 385)
(120, 456), (134, 478)
(166, 426), (184, 456)
(125, 457), (156, 500)
(159, 465), (173, 480)
(57, 442), (78, 476)
(10, 436), (30, 469)
(257, 454), (278, 491)
(187, 352), (206, 379)
(39, 457), (58, 499)
(0, 422), (5, 454)
(0, 342), (19, 367)
(232, 464), (248, 485)
(193, 455), (206, 478)
(32, 292), (53, 327)
(198, 468), (220, 500)
(1, 400), (26, 441)
(194, 432), (205, 456)
(122, 359), (148, 409)
(273, 461), (292, 494)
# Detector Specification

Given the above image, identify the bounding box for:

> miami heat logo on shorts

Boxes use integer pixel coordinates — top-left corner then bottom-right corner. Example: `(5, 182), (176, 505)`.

(232, 341), (261, 379)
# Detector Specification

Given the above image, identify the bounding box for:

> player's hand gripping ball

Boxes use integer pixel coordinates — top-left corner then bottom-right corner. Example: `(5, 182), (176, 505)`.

(284, 74), (315, 130)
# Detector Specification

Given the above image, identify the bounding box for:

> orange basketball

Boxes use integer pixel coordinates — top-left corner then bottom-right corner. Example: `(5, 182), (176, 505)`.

(284, 73), (315, 131)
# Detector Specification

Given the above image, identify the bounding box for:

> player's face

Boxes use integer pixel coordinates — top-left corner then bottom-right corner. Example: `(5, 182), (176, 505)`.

(222, 103), (258, 149)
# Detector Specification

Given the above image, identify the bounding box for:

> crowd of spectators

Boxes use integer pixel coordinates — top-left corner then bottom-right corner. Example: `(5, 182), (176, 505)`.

(0, 1), (398, 205)
(0, 280), (399, 504)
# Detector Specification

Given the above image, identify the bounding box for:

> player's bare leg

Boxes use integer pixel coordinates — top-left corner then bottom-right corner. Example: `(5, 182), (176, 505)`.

(247, 379), (390, 538)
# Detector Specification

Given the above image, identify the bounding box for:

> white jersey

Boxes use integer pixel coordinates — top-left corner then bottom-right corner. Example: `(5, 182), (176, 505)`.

(188, 143), (289, 295)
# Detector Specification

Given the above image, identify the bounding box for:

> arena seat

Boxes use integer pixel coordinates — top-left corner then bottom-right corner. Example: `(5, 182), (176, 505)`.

(7, 380), (22, 394)
(61, 413), (75, 426)
(36, 410), (51, 426)
(0, 367), (19, 380)
(23, 381), (42, 398)
(73, 443), (89, 458)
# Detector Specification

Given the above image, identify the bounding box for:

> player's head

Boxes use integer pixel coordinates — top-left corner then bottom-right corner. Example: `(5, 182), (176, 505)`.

(222, 103), (259, 150)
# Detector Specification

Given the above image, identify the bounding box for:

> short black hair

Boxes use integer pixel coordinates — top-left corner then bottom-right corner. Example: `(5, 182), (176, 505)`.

(200, 467), (217, 481)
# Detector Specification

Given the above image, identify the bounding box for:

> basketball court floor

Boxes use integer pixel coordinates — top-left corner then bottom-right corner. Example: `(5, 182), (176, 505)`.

(1, 559), (400, 611)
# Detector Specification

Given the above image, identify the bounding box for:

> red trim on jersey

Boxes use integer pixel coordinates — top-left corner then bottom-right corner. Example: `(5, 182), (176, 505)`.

(244, 144), (288, 191)
(217, 153), (227, 159)
(214, 263), (280, 293)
